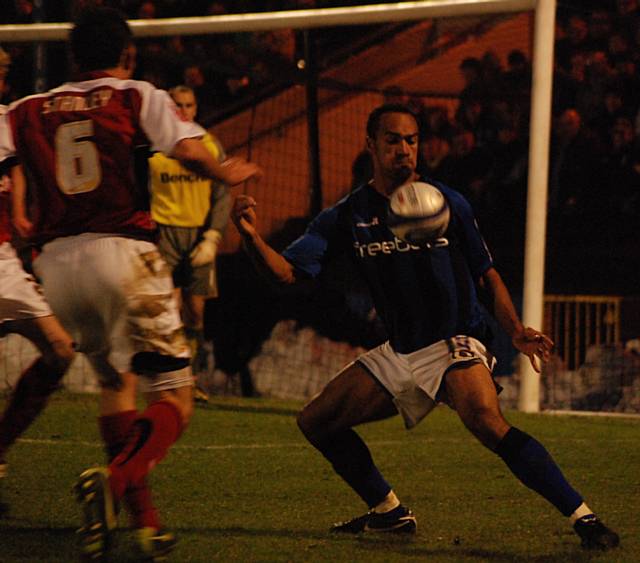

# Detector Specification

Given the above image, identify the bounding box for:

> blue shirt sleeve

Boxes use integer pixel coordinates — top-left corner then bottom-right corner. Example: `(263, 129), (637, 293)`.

(282, 206), (340, 279)
(441, 184), (494, 279)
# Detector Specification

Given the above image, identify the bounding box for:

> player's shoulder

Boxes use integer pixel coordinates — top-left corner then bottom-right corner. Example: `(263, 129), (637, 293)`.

(336, 183), (374, 209)
(58, 76), (165, 100)
(4, 91), (52, 113)
(423, 177), (472, 213)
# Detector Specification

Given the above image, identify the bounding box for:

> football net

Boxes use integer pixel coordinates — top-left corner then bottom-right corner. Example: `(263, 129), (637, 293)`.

(1, 1), (637, 414)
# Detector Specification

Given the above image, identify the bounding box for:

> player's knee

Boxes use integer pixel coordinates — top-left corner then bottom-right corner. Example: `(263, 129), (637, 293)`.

(297, 405), (342, 445)
(462, 405), (508, 449)
(180, 393), (195, 425)
(296, 406), (325, 442)
(43, 338), (75, 376)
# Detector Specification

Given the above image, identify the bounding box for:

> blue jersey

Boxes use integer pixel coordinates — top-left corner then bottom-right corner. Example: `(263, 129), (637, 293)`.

(282, 180), (494, 354)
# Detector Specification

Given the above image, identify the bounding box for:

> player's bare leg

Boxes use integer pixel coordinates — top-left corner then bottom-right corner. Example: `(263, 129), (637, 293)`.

(297, 362), (416, 534)
(0, 315), (74, 516)
(446, 363), (619, 551)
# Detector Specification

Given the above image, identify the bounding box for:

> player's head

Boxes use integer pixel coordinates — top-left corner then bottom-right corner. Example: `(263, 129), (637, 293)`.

(70, 6), (133, 74)
(366, 103), (420, 188)
(169, 85), (197, 122)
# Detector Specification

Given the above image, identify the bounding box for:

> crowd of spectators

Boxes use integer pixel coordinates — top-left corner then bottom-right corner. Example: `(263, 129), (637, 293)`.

(399, 1), (640, 288)
(0, 0), (375, 120)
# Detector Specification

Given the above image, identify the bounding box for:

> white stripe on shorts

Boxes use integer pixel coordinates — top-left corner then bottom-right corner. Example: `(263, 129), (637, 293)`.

(0, 242), (52, 323)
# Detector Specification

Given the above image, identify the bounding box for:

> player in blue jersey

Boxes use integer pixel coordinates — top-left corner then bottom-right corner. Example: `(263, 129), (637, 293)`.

(231, 103), (619, 551)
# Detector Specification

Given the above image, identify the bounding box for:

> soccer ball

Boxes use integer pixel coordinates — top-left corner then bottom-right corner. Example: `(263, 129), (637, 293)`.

(387, 181), (450, 244)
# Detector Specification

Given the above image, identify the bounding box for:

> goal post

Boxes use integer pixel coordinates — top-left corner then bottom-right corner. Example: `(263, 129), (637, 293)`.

(0, 1), (537, 41)
(519, 0), (556, 412)
(0, 0), (555, 412)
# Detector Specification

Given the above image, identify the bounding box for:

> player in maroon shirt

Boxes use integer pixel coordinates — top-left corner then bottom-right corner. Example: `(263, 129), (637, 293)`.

(0, 7), (261, 560)
(0, 81), (75, 518)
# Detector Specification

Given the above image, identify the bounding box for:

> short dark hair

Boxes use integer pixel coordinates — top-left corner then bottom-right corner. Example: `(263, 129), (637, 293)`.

(70, 7), (132, 73)
(366, 103), (418, 139)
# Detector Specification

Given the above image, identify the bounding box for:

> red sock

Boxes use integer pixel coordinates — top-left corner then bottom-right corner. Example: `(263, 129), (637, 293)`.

(0, 359), (61, 458)
(108, 401), (182, 501)
(99, 411), (160, 529)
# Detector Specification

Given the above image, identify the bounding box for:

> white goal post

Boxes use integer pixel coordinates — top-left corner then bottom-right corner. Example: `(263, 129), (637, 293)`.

(0, 0), (556, 412)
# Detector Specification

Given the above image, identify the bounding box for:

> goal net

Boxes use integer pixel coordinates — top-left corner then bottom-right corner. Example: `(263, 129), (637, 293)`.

(2, 1), (636, 414)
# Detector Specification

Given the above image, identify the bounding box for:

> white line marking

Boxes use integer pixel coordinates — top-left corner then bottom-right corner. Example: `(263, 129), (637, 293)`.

(16, 438), (417, 450)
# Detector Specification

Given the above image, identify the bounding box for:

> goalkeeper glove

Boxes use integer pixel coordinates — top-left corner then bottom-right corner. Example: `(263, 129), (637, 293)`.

(190, 229), (222, 267)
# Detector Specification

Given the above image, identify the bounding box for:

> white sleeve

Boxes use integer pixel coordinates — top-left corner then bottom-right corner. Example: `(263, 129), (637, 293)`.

(0, 106), (16, 162)
(137, 82), (205, 155)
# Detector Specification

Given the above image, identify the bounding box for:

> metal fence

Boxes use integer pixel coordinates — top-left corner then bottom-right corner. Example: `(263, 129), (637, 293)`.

(544, 295), (622, 371)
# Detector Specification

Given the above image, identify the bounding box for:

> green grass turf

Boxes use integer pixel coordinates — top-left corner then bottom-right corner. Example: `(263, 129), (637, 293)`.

(0, 392), (637, 562)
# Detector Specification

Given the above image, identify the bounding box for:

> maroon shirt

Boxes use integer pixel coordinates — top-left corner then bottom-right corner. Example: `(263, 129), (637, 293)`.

(0, 73), (203, 245)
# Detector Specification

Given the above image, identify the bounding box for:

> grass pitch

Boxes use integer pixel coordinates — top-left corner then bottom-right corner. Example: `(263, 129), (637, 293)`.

(0, 392), (637, 562)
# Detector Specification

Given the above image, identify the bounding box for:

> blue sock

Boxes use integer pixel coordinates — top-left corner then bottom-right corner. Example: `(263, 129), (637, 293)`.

(495, 427), (583, 516)
(315, 429), (391, 508)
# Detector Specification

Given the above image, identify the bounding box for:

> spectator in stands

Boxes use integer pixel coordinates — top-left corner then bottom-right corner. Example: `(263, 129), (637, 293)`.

(549, 108), (603, 222)
(611, 142), (640, 220)
(480, 49), (504, 99)
(586, 9), (613, 53)
(231, 102), (620, 552)
(137, 1), (157, 19)
(418, 134), (450, 177)
(455, 94), (495, 147)
(183, 62), (223, 119)
(148, 85), (231, 403)
(615, 0), (640, 38)
(458, 57), (486, 107)
(421, 105), (454, 140)
(502, 49), (531, 111)
(556, 14), (590, 73)
(608, 116), (635, 166)
(434, 126), (493, 217)
(590, 86), (629, 145)
(607, 29), (631, 67)
(484, 115), (528, 257)
(575, 51), (614, 120)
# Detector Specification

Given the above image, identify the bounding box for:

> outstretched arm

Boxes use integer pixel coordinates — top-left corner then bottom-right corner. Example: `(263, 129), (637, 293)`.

(231, 194), (297, 286)
(479, 267), (553, 372)
(171, 138), (262, 187)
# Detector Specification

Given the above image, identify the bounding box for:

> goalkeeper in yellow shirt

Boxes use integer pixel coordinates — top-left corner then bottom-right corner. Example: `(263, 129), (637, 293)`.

(149, 85), (230, 402)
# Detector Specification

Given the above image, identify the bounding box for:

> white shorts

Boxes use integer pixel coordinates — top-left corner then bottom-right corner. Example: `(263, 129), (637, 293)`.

(357, 336), (496, 429)
(0, 241), (52, 325)
(33, 234), (192, 392)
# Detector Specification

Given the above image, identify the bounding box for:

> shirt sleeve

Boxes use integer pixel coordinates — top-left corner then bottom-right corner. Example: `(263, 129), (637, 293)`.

(445, 186), (494, 279)
(137, 82), (205, 155)
(282, 206), (340, 279)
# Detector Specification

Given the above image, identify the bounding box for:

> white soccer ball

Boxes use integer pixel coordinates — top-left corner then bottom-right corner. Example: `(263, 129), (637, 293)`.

(387, 181), (450, 244)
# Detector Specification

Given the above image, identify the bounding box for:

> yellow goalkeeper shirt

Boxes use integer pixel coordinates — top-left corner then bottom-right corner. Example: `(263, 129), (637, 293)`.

(149, 132), (223, 227)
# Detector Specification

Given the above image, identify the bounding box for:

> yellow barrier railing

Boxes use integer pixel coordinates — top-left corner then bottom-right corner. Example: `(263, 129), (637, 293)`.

(544, 295), (622, 370)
